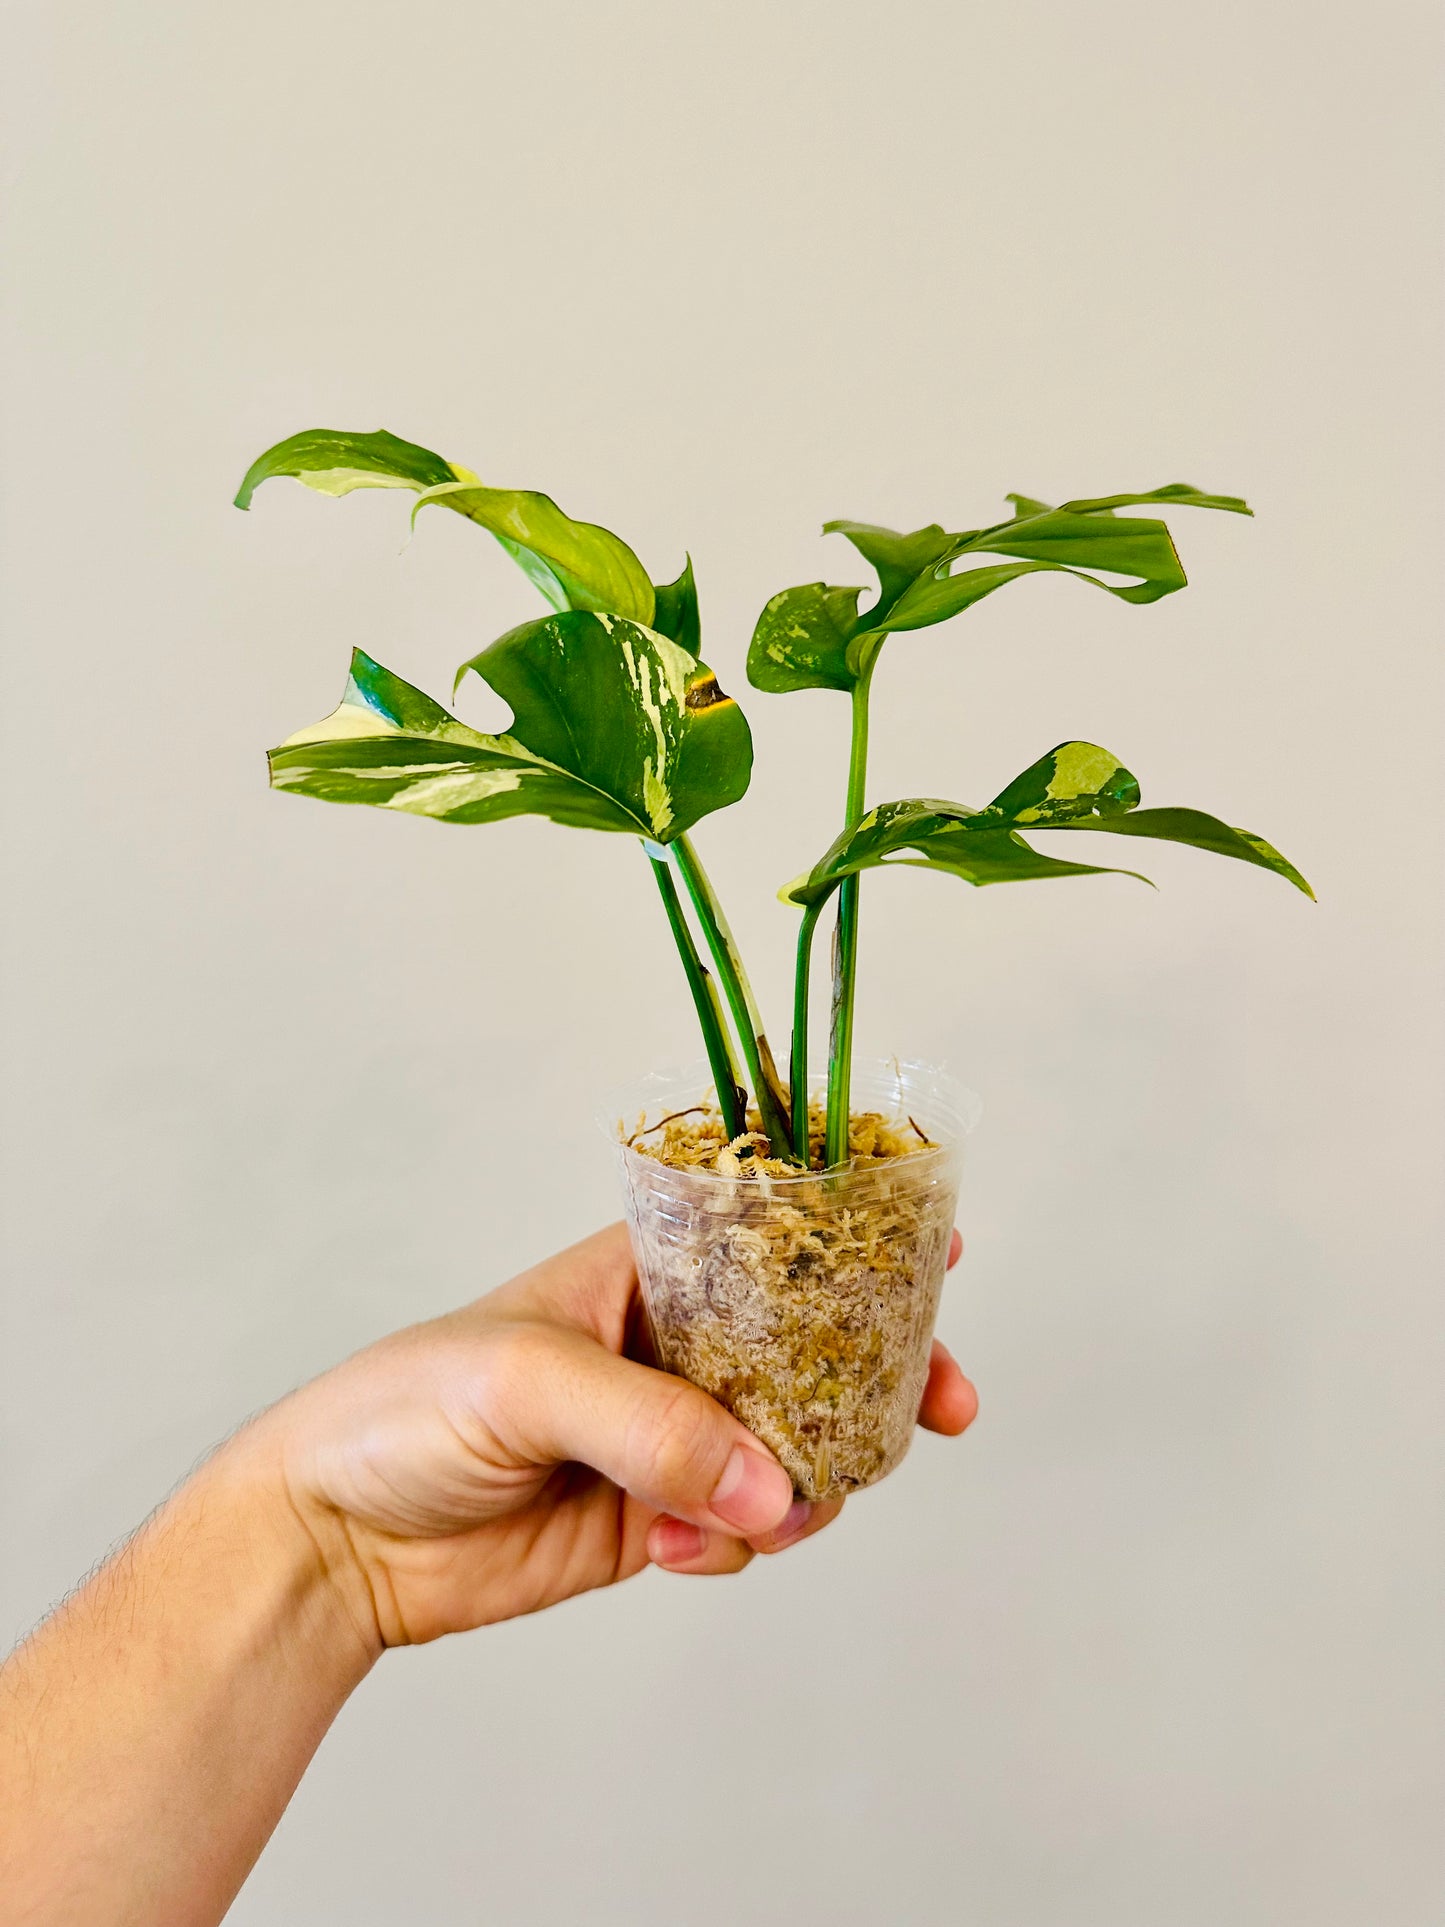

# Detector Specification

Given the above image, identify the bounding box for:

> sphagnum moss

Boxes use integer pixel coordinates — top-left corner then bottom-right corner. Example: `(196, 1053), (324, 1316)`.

(620, 1098), (955, 1499)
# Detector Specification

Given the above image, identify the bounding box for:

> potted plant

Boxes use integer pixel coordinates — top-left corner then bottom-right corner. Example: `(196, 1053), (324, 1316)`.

(237, 430), (1311, 1500)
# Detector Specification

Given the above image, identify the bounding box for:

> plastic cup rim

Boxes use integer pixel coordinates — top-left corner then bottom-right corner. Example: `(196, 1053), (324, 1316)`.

(599, 1055), (981, 1189)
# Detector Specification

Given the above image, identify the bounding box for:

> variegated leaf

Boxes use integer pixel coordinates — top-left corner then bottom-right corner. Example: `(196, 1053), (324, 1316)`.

(782, 740), (1312, 904)
(237, 426), (656, 624)
(747, 582), (866, 694)
(976, 741), (1312, 893)
(782, 797), (1145, 903)
(272, 615), (750, 842)
(981, 739), (1141, 824)
(235, 428), (474, 508)
(1048, 806), (1313, 894)
(270, 650), (635, 832)
(453, 611), (748, 841)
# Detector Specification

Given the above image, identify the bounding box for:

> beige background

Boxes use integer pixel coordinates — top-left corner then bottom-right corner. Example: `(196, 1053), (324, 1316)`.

(3, 2), (1442, 1922)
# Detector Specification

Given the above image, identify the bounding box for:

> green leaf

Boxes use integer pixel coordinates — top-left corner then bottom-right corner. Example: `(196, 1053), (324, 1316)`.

(234, 428), (471, 510)
(271, 649), (607, 826)
(237, 426), (656, 625)
(1051, 807), (1314, 895)
(871, 557), (1095, 633)
(874, 504), (1182, 633)
(783, 798), (1145, 903)
(454, 612), (749, 842)
(746, 582), (865, 693)
(272, 618), (750, 841)
(977, 740), (1312, 894)
(750, 484), (1252, 691)
(651, 555), (702, 657)
(412, 482), (655, 624)
(782, 739), (1312, 904)
(1048, 484), (1252, 517)
(821, 520), (952, 609)
(1002, 493), (1054, 520)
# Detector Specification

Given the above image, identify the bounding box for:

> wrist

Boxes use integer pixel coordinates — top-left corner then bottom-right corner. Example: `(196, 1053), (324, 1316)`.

(0, 1419), (382, 1926)
(199, 1424), (386, 1677)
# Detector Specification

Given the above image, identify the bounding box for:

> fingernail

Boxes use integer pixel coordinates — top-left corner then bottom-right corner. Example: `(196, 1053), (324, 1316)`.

(774, 1495), (809, 1541)
(766, 1500), (811, 1547)
(653, 1518), (705, 1565)
(710, 1445), (793, 1532)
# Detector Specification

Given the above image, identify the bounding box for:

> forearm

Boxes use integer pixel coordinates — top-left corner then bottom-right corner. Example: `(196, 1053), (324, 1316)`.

(0, 1432), (379, 1927)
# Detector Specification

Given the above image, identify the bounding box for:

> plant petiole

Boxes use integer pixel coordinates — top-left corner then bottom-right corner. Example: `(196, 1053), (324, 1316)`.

(825, 660), (876, 1165)
(646, 848), (746, 1139)
(672, 834), (797, 1160)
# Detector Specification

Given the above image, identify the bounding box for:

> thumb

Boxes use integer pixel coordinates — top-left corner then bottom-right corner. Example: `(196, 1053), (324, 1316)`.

(482, 1322), (796, 1537)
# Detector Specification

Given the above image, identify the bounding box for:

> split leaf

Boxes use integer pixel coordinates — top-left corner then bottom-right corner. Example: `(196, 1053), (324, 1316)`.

(818, 522), (952, 610)
(750, 485), (1252, 693)
(271, 612), (750, 843)
(782, 740), (1311, 904)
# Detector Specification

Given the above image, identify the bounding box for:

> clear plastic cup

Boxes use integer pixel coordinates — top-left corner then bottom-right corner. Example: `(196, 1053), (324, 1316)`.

(603, 1059), (979, 1501)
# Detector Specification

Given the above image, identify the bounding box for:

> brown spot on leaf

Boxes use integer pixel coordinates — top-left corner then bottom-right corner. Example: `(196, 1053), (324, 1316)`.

(685, 674), (733, 712)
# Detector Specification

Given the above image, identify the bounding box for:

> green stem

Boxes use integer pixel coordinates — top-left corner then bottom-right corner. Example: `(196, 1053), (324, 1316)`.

(700, 968), (746, 1123)
(791, 897), (825, 1164)
(825, 663), (875, 1166)
(673, 833), (797, 1160)
(647, 850), (746, 1140)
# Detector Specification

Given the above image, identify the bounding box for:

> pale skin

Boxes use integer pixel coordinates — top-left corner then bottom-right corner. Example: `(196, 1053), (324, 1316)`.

(0, 1223), (975, 1927)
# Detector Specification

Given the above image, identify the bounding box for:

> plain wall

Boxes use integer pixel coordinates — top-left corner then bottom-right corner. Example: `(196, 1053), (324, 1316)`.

(2, 3), (1441, 1922)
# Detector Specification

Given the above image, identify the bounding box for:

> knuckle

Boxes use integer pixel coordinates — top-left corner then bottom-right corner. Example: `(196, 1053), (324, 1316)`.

(476, 1319), (558, 1411)
(628, 1378), (727, 1501)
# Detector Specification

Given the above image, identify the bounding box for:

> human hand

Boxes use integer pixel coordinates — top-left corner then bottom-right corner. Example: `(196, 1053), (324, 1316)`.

(245, 1223), (975, 1651)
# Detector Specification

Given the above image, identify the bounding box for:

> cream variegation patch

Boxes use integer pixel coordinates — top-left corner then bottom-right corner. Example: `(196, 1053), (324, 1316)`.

(278, 699), (399, 748)
(294, 469), (421, 498)
(1046, 741), (1120, 800)
(384, 768), (525, 816)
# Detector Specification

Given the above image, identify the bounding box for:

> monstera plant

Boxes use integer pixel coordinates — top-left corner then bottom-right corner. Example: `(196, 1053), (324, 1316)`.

(239, 431), (1309, 1165)
(238, 428), (1311, 1500)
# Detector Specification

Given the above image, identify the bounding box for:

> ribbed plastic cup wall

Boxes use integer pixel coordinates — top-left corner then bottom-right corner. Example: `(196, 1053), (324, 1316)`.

(605, 1060), (978, 1501)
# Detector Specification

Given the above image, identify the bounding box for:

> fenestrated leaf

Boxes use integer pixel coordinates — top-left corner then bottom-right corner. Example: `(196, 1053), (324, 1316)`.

(870, 557), (1097, 634)
(782, 797), (1145, 903)
(1001, 493), (1053, 520)
(873, 486), (1251, 634)
(270, 651), (637, 830)
(453, 611), (748, 840)
(271, 614), (751, 843)
(972, 741), (1312, 894)
(820, 521), (951, 609)
(1042, 484), (1251, 517)
(747, 581), (866, 693)
(413, 483), (655, 623)
(235, 428), (473, 509)
(651, 555), (702, 657)
(1048, 806), (1313, 895)
(750, 484), (1252, 692)
(782, 739), (1312, 904)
